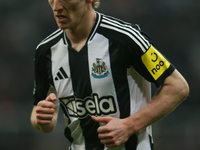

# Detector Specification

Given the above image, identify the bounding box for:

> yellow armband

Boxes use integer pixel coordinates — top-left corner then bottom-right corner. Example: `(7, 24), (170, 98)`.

(141, 45), (170, 80)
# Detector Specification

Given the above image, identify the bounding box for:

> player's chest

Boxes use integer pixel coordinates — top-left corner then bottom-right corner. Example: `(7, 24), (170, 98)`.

(49, 38), (127, 97)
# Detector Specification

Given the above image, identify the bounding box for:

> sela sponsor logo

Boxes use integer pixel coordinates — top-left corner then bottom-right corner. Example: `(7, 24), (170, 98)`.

(92, 58), (109, 78)
(141, 45), (170, 80)
(59, 93), (117, 119)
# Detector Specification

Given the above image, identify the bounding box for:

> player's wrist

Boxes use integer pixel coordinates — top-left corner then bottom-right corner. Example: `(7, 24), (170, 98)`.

(38, 120), (56, 133)
(34, 115), (57, 133)
(125, 115), (143, 135)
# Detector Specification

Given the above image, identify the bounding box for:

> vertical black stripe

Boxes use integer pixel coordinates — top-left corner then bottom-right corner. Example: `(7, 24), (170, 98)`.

(125, 134), (137, 150)
(109, 41), (130, 119)
(64, 126), (73, 143)
(109, 41), (137, 150)
(149, 135), (154, 150)
(68, 45), (92, 98)
(68, 45), (104, 150)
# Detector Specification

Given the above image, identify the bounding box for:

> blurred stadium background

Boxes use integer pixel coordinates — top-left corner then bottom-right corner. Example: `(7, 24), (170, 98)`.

(0, 0), (199, 149)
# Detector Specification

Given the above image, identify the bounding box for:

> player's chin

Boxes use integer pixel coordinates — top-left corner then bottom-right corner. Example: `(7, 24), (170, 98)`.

(57, 23), (68, 30)
(58, 25), (67, 30)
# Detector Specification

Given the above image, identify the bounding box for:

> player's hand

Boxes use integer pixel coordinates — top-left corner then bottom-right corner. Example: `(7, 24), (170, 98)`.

(35, 93), (57, 125)
(92, 116), (133, 147)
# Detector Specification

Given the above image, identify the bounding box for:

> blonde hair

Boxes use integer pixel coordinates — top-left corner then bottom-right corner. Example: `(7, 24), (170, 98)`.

(92, 0), (100, 8)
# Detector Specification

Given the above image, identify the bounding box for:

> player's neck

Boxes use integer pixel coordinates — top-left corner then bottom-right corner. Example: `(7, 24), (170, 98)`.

(65, 10), (96, 52)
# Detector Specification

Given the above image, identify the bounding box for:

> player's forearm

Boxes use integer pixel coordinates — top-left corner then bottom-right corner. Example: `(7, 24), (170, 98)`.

(126, 70), (189, 134)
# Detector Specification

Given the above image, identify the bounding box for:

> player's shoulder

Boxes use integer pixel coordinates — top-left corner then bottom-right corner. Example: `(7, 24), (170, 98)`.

(34, 28), (64, 63)
(36, 28), (64, 50)
(99, 13), (141, 33)
(98, 13), (151, 52)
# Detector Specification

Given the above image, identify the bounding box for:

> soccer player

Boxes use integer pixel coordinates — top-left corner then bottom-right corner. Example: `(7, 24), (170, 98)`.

(30, 0), (189, 150)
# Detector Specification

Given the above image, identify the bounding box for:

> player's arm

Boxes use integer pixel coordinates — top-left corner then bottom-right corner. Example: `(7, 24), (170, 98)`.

(126, 69), (189, 132)
(30, 93), (59, 133)
(92, 69), (189, 147)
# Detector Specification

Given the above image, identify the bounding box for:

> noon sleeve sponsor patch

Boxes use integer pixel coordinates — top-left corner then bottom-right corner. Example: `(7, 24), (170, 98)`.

(141, 45), (170, 80)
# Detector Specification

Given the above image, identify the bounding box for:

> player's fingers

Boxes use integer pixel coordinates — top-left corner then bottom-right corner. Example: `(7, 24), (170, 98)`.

(98, 132), (112, 139)
(100, 138), (115, 146)
(92, 116), (112, 124)
(36, 113), (54, 120)
(37, 100), (56, 109)
(36, 118), (52, 125)
(100, 137), (121, 148)
(45, 93), (57, 102)
(36, 106), (55, 114)
(97, 125), (112, 133)
(105, 143), (117, 148)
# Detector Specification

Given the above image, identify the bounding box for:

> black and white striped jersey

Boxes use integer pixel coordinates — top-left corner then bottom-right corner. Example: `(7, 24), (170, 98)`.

(33, 12), (175, 150)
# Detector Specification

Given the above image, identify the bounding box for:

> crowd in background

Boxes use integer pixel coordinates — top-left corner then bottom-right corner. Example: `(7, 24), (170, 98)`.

(0, 0), (200, 150)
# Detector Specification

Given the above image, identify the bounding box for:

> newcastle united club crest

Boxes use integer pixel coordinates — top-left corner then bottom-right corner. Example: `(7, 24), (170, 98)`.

(92, 58), (109, 78)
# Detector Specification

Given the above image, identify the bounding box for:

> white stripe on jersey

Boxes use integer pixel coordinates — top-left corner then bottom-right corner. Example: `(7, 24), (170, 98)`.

(88, 33), (120, 119)
(137, 128), (152, 150)
(127, 67), (152, 150)
(88, 33), (126, 150)
(36, 29), (63, 49)
(69, 120), (86, 150)
(127, 66), (151, 115)
(101, 17), (150, 53)
(51, 38), (74, 97)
